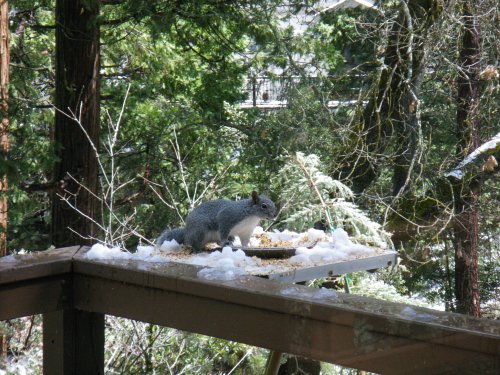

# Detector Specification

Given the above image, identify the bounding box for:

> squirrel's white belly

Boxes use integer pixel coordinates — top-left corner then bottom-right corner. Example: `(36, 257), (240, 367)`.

(202, 217), (261, 247)
(229, 216), (261, 243)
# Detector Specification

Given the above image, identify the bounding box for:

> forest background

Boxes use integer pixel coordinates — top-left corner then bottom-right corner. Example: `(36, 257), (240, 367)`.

(1, 0), (498, 374)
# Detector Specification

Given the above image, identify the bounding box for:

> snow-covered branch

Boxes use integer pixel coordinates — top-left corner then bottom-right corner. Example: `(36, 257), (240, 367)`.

(446, 131), (500, 180)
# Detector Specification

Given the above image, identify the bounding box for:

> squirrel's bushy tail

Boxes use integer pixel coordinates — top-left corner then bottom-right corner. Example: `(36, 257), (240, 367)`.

(156, 227), (185, 246)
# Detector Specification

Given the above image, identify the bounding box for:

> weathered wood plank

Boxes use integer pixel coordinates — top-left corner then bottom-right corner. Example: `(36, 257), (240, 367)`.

(72, 252), (500, 375)
(0, 246), (80, 285)
(0, 247), (498, 374)
(0, 275), (72, 320)
(73, 252), (499, 348)
(0, 247), (77, 319)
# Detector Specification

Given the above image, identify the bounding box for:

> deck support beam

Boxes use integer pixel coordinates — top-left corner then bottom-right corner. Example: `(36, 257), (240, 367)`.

(43, 309), (104, 375)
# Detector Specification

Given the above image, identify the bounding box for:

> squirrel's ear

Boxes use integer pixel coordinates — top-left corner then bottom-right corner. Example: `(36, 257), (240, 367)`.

(251, 190), (260, 204)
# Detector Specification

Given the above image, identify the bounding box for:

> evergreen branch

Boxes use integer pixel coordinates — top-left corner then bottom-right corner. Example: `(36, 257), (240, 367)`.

(293, 152), (334, 230)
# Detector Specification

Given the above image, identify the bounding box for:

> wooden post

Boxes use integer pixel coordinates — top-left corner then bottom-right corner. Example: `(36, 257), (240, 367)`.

(43, 309), (104, 375)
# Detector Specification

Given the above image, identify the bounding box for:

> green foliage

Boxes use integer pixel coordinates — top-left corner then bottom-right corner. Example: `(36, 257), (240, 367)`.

(351, 272), (433, 308)
(106, 319), (249, 374)
(8, 2), (56, 250)
(0, 316), (43, 374)
(4, 0), (499, 372)
(274, 152), (392, 248)
(307, 7), (378, 72)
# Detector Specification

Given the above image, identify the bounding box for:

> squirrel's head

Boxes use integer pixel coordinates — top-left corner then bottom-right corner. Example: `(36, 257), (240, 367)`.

(251, 191), (277, 220)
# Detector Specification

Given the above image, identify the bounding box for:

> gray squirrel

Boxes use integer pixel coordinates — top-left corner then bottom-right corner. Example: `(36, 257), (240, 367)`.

(156, 191), (277, 252)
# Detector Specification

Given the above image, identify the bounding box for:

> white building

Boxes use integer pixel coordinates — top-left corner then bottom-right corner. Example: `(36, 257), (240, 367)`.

(241, 0), (375, 108)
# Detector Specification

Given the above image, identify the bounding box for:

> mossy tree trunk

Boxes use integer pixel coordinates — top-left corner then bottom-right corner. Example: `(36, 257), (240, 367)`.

(0, 0), (9, 257)
(453, 0), (482, 317)
(339, 0), (443, 194)
(51, 0), (100, 247)
(0, 0), (8, 357)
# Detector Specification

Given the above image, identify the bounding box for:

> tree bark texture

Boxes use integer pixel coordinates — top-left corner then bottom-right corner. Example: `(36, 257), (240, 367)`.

(0, 0), (9, 358)
(453, 0), (481, 317)
(339, 0), (442, 194)
(0, 1), (9, 256)
(52, 0), (100, 247)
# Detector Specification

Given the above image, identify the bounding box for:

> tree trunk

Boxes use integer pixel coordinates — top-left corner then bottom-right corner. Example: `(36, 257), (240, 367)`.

(0, 1), (8, 357)
(277, 355), (321, 375)
(453, 0), (481, 317)
(339, 0), (442, 194)
(51, 0), (100, 247)
(0, 0), (9, 257)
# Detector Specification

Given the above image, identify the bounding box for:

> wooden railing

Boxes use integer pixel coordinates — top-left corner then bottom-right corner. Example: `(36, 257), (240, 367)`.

(1, 247), (499, 374)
